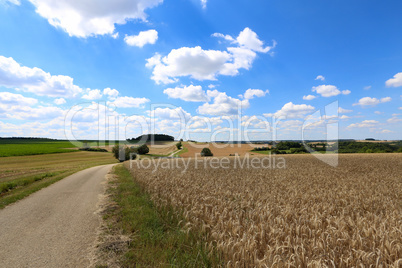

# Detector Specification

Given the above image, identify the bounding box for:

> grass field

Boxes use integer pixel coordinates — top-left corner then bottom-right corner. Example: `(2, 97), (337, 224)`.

(0, 151), (117, 208)
(125, 154), (402, 267)
(0, 140), (79, 157)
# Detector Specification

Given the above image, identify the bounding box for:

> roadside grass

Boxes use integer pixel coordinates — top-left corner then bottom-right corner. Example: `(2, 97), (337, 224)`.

(173, 145), (188, 157)
(99, 165), (222, 267)
(0, 151), (117, 208)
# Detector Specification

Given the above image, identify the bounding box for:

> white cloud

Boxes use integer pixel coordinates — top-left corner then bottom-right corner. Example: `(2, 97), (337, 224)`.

(312, 85), (350, 97)
(82, 89), (102, 100)
(150, 107), (191, 120)
(198, 90), (249, 116)
(146, 28), (275, 84)
(107, 96), (149, 108)
(54, 98), (66, 105)
(163, 85), (209, 102)
(212, 33), (234, 42)
(363, 85), (371, 90)
(387, 116), (402, 124)
(200, 0), (207, 9)
(385, 72), (402, 87)
(315, 75), (325, 81)
(22, 0), (163, 38)
(0, 55), (82, 97)
(338, 107), (353, 113)
(0, 91), (38, 106)
(264, 102), (315, 119)
(353, 97), (391, 107)
(2, 0), (20, 5)
(399, 107), (402, 110)
(103, 88), (119, 99)
(146, 48), (231, 84)
(347, 120), (379, 129)
(124, 30), (158, 47)
(243, 89), (269, 99)
(374, 111), (383, 115)
(0, 92), (64, 120)
(380, 129), (393, 133)
(303, 95), (316, 100)
(236, 27), (274, 53)
(339, 115), (350, 120)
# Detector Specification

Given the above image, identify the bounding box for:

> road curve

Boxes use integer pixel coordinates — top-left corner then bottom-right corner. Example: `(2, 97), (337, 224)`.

(0, 164), (116, 268)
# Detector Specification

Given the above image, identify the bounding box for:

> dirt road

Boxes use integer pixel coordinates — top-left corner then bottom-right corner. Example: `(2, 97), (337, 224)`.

(0, 164), (116, 267)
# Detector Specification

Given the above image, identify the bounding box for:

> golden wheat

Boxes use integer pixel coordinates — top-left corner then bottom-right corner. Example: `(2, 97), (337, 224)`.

(125, 154), (401, 267)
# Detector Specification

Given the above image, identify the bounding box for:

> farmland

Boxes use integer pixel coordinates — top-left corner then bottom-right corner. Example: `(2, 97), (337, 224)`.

(125, 154), (402, 267)
(0, 151), (117, 208)
(179, 142), (268, 158)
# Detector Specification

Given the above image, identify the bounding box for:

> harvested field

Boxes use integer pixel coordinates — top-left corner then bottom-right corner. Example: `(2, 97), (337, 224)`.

(125, 154), (402, 267)
(180, 142), (269, 158)
(147, 141), (178, 156)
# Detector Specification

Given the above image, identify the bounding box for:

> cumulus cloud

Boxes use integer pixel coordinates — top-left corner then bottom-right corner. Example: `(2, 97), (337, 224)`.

(353, 97), (391, 107)
(0, 55), (82, 97)
(124, 30), (158, 47)
(385, 72), (402, 87)
(312, 85), (350, 97)
(163, 85), (209, 102)
(338, 107), (352, 113)
(54, 98), (66, 105)
(103, 88), (119, 99)
(264, 102), (315, 119)
(303, 95), (316, 100)
(200, 0), (207, 9)
(315, 75), (325, 81)
(147, 28), (275, 84)
(82, 89), (102, 100)
(0, 92), (63, 120)
(150, 107), (191, 120)
(243, 89), (269, 99)
(198, 90), (249, 116)
(347, 120), (379, 129)
(0, 91), (38, 106)
(363, 85), (372, 90)
(17, 0), (163, 38)
(107, 96), (149, 108)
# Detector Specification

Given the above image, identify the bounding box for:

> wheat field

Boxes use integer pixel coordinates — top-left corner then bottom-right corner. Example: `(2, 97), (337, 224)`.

(125, 154), (401, 267)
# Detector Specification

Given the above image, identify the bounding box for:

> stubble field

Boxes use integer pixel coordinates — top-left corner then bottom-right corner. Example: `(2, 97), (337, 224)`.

(125, 154), (401, 267)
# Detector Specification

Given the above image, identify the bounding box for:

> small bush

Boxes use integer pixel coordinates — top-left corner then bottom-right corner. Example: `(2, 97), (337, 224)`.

(79, 147), (108, 152)
(201, 148), (213, 157)
(137, 144), (149, 155)
(176, 142), (182, 150)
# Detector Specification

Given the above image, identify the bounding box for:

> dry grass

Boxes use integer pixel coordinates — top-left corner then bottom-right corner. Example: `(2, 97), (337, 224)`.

(180, 142), (269, 158)
(125, 154), (402, 267)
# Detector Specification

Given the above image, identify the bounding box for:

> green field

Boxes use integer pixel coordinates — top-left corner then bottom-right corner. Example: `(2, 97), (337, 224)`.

(0, 151), (118, 208)
(0, 139), (123, 157)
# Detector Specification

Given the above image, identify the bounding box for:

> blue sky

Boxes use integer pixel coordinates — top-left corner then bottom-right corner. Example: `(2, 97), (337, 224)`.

(0, 0), (401, 141)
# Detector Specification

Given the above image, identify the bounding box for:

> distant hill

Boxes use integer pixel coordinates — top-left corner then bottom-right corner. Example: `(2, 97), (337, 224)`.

(127, 134), (175, 143)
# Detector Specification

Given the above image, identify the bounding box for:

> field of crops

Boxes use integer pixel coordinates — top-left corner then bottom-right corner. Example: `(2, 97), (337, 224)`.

(0, 151), (117, 208)
(0, 139), (80, 157)
(125, 154), (402, 267)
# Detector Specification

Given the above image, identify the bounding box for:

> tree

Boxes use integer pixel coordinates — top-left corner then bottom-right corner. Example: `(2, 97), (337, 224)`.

(112, 145), (137, 161)
(201, 148), (213, 157)
(176, 142), (182, 150)
(137, 144), (149, 155)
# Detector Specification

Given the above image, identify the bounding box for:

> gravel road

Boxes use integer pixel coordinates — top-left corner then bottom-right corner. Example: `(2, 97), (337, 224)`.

(0, 164), (116, 267)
